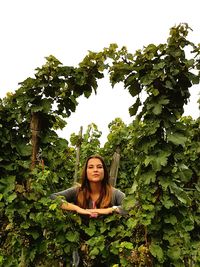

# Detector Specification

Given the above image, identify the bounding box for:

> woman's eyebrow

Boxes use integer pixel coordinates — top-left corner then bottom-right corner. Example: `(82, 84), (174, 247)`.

(87, 164), (103, 167)
(96, 164), (103, 168)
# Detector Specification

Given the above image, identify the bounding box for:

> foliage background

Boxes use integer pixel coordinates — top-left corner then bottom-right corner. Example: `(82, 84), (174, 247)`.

(0, 24), (200, 266)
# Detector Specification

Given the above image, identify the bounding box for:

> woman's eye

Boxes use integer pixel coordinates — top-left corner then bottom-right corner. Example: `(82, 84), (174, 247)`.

(87, 165), (103, 169)
(88, 166), (93, 169)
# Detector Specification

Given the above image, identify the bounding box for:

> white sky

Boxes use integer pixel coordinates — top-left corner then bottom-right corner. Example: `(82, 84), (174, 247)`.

(0, 0), (200, 144)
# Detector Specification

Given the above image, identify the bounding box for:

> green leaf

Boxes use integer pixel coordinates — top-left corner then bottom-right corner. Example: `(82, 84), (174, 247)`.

(144, 150), (170, 171)
(83, 222), (96, 237)
(0, 176), (16, 194)
(181, 216), (194, 231)
(110, 241), (120, 255)
(66, 231), (79, 242)
(120, 241), (133, 250)
(165, 80), (173, 89)
(158, 97), (170, 105)
(190, 74), (199, 84)
(177, 164), (192, 182)
(7, 193), (17, 203)
(1, 163), (16, 171)
(123, 195), (138, 210)
(167, 132), (187, 146)
(167, 246), (181, 260)
(40, 98), (52, 113)
(149, 243), (164, 262)
(83, 88), (92, 98)
(141, 170), (156, 185)
(161, 195), (174, 209)
(142, 204), (155, 211)
(0, 255), (3, 263)
(164, 215), (177, 225)
(170, 183), (191, 205)
(29, 230), (40, 240)
(152, 104), (162, 115)
(152, 88), (159, 96)
(15, 143), (32, 156)
(129, 97), (141, 116)
(49, 203), (58, 210)
(90, 247), (99, 259)
(153, 61), (166, 70)
(127, 218), (137, 229)
(125, 78), (141, 97)
(159, 177), (171, 191)
(109, 226), (119, 237)
(129, 180), (138, 193)
(31, 105), (43, 112)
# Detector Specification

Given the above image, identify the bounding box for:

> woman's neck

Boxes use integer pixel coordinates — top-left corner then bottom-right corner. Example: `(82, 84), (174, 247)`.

(89, 182), (102, 201)
(90, 182), (102, 193)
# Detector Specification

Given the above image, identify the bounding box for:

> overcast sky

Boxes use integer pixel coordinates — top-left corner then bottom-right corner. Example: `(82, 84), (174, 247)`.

(0, 0), (199, 143)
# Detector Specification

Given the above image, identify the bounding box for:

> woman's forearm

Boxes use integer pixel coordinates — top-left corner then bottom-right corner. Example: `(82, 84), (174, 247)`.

(61, 201), (78, 211)
(61, 202), (92, 215)
(89, 207), (118, 215)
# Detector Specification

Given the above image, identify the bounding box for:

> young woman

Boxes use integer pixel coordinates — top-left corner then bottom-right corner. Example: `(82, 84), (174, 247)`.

(50, 154), (125, 217)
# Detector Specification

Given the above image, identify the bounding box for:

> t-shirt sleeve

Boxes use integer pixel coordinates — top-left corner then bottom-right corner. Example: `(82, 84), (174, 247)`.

(50, 187), (78, 204)
(112, 188), (126, 214)
(113, 188), (125, 206)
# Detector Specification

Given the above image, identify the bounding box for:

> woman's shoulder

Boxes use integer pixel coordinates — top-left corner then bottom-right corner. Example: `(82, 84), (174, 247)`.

(111, 187), (125, 201)
(57, 185), (80, 196)
(65, 185), (80, 194)
(50, 185), (80, 201)
(60, 185), (80, 203)
(112, 187), (125, 195)
(110, 186), (125, 206)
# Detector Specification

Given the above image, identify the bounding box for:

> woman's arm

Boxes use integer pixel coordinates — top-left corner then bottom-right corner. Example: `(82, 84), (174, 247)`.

(89, 189), (125, 216)
(50, 187), (77, 202)
(50, 187), (92, 216)
(112, 188), (126, 214)
(61, 201), (92, 215)
(89, 206), (119, 215)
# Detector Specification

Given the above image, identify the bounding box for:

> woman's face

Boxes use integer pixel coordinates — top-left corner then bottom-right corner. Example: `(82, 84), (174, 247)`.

(86, 158), (104, 183)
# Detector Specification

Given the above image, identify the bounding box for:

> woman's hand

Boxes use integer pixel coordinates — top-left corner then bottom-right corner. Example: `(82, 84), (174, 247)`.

(89, 207), (115, 216)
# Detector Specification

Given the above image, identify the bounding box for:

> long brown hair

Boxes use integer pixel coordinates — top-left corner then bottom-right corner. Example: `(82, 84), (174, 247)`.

(77, 155), (112, 208)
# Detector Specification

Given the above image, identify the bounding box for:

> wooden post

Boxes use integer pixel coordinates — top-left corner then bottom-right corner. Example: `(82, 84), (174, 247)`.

(73, 126), (83, 183)
(109, 147), (120, 187)
(30, 112), (41, 169)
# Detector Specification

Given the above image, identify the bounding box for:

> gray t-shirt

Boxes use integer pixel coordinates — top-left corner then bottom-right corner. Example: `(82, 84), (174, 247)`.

(50, 186), (125, 211)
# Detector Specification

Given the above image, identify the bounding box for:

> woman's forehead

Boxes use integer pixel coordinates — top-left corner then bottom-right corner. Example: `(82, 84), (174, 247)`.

(87, 158), (102, 165)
